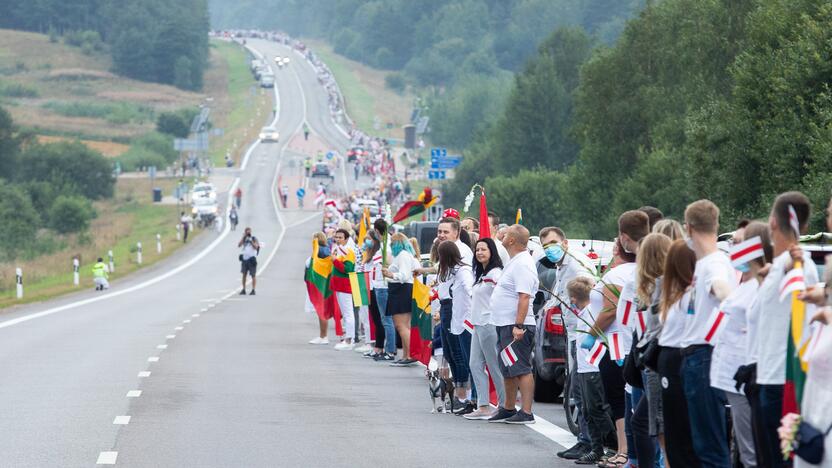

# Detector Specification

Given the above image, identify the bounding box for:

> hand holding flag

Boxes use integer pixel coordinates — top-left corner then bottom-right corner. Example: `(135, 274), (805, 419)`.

(585, 340), (606, 367)
(500, 341), (519, 367)
(780, 265), (806, 302)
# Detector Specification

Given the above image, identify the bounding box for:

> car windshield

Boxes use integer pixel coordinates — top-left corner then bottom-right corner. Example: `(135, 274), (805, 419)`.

(193, 186), (213, 193)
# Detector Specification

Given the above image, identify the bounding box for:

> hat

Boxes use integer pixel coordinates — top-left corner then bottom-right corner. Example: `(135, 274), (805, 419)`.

(442, 208), (460, 220)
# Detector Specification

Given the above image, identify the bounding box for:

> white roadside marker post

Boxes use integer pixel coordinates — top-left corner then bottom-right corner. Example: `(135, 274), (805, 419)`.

(15, 268), (23, 299)
(176, 224), (181, 241)
(108, 250), (115, 273)
(137, 242), (143, 265)
(156, 234), (162, 254)
(73, 258), (80, 286)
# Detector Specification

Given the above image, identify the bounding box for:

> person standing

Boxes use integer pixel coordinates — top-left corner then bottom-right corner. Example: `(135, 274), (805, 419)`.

(373, 219), (397, 361)
(234, 187), (242, 209)
(382, 232), (417, 365)
(307, 232), (332, 345)
(464, 238), (505, 420)
(280, 185), (289, 209)
(303, 123), (310, 141)
(488, 225), (539, 424)
(331, 228), (357, 350)
(238, 227), (259, 296)
(680, 200), (738, 467)
(180, 211), (192, 243)
(92, 257), (109, 291)
(229, 206), (239, 231)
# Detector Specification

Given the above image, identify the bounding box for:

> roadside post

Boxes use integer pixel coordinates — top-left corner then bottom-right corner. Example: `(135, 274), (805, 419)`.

(156, 234), (162, 254)
(16, 268), (23, 299)
(176, 224), (181, 241)
(137, 242), (143, 265)
(108, 250), (115, 273)
(73, 258), (80, 286)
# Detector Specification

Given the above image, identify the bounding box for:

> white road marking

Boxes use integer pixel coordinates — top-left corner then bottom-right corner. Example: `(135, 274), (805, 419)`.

(166, 335), (176, 339)
(175, 326), (183, 331)
(96, 451), (118, 465)
(156, 344), (167, 350)
(207, 304), (216, 309)
(147, 357), (159, 363)
(199, 299), (215, 302)
(192, 314), (200, 318)
(137, 371), (151, 378)
(183, 320), (191, 324)
(200, 308), (208, 312)
(125, 390), (141, 398)
(527, 414), (578, 448)
(113, 416), (131, 425)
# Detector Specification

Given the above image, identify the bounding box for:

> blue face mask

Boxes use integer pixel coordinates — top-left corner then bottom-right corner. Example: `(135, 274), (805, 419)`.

(363, 239), (373, 249)
(735, 262), (750, 273)
(392, 242), (405, 257)
(545, 244), (565, 263)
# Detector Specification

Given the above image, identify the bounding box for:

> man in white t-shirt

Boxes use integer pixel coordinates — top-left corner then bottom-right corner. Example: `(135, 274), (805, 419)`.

(681, 200), (737, 467)
(238, 227), (260, 295)
(752, 192), (818, 467)
(488, 225), (539, 425)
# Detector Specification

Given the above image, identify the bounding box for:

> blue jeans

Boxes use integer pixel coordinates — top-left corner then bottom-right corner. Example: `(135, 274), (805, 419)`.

(375, 289), (396, 354)
(439, 301), (468, 386)
(682, 346), (729, 468)
(457, 329), (476, 401)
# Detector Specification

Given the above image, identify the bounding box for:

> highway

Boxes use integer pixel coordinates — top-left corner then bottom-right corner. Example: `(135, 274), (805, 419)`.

(0, 39), (575, 467)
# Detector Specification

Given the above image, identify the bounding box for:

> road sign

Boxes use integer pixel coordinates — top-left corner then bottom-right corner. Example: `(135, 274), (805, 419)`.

(430, 148), (447, 159)
(174, 138), (198, 152)
(296, 188), (306, 198)
(428, 170), (446, 180)
(416, 116), (429, 134)
(431, 158), (462, 169)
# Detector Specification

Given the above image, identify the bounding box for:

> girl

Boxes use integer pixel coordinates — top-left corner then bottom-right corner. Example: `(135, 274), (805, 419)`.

(383, 233), (417, 366)
(307, 232), (332, 345)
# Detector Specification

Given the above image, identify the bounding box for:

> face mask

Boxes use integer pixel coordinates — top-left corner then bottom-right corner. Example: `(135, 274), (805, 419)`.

(363, 239), (373, 249)
(391, 242), (405, 257)
(735, 262), (750, 273)
(545, 244), (565, 263)
(685, 238), (695, 251)
(619, 236), (634, 254)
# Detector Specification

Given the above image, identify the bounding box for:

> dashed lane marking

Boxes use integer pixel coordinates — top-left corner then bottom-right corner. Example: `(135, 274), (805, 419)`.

(147, 357), (159, 363)
(96, 451), (117, 465)
(156, 345), (167, 350)
(137, 371), (150, 378)
(125, 390), (141, 398)
(166, 335), (176, 339)
(192, 314), (200, 318)
(175, 326), (183, 331)
(113, 416), (131, 425)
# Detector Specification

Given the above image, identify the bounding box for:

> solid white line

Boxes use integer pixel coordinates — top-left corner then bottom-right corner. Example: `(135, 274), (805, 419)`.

(287, 212), (324, 229)
(96, 451), (118, 465)
(125, 390), (141, 398)
(113, 416), (131, 425)
(147, 357), (159, 363)
(527, 414), (578, 448)
(156, 344), (167, 350)
(137, 371), (151, 378)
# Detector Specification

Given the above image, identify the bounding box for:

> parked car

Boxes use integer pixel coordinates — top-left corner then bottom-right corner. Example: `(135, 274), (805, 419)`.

(311, 163), (334, 180)
(355, 198), (379, 217)
(259, 126), (279, 142)
(403, 221), (438, 257)
(260, 73), (275, 88)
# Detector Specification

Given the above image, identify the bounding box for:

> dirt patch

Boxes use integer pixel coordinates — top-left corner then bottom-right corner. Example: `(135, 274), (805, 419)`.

(45, 68), (115, 80)
(36, 135), (130, 157)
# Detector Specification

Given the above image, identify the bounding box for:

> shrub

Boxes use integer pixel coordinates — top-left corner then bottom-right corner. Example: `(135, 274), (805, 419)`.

(48, 195), (94, 234)
(0, 184), (40, 260)
(156, 110), (194, 138)
(384, 73), (406, 94)
(0, 83), (39, 98)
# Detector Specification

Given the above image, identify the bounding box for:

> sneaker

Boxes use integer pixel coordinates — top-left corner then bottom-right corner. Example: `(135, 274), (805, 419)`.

(374, 353), (395, 361)
(249, 289), (256, 296)
(363, 350), (379, 358)
(487, 407), (517, 423)
(308, 337), (330, 345)
(389, 358), (417, 367)
(353, 344), (372, 353)
(574, 449), (604, 465)
(454, 401), (476, 416)
(239, 289), (246, 295)
(463, 407), (496, 420)
(557, 442), (590, 460)
(334, 342), (355, 351)
(504, 410), (535, 425)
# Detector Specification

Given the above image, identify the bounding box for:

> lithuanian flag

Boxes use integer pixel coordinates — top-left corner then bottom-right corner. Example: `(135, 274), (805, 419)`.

(393, 187), (439, 223)
(348, 271), (371, 307)
(410, 278), (434, 365)
(783, 260), (809, 414)
(515, 208), (523, 225)
(304, 241), (343, 335)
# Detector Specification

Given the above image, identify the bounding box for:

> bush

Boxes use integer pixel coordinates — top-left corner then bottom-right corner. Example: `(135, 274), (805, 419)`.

(117, 146), (169, 172)
(42, 101), (154, 124)
(18, 142), (115, 200)
(64, 30), (104, 53)
(0, 82), (39, 98)
(48, 195), (94, 234)
(384, 73), (406, 94)
(156, 109), (196, 138)
(0, 184), (40, 260)
(132, 132), (178, 164)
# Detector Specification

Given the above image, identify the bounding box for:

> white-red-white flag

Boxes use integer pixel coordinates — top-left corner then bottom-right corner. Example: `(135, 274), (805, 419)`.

(619, 299), (635, 327)
(730, 236), (764, 268)
(703, 308), (728, 344)
(635, 310), (647, 339)
(500, 342), (518, 367)
(585, 340), (606, 367)
(788, 205), (801, 239)
(608, 332), (625, 361)
(779, 266), (806, 302)
(463, 319), (474, 334)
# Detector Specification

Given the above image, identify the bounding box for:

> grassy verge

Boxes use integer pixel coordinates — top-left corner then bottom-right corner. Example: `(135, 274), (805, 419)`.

(205, 40), (273, 166)
(303, 39), (412, 140)
(0, 178), (201, 308)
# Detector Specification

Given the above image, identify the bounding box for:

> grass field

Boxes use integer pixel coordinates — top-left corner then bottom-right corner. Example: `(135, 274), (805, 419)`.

(0, 178), (201, 308)
(205, 40), (273, 165)
(304, 40), (412, 140)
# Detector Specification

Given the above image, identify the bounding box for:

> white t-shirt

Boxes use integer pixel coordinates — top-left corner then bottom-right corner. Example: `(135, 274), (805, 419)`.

(576, 305), (599, 374)
(659, 290), (691, 348)
(710, 279), (759, 394)
(241, 236), (258, 260)
(681, 251), (737, 348)
(755, 250), (818, 385)
(489, 251), (539, 327)
(589, 262), (636, 355)
(368, 252), (387, 289)
(450, 264), (474, 335)
(472, 268), (501, 326)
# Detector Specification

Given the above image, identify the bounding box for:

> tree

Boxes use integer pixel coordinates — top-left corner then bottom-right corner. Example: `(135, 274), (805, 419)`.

(0, 184), (39, 260)
(48, 195), (94, 234)
(18, 142), (115, 200)
(157, 111), (191, 138)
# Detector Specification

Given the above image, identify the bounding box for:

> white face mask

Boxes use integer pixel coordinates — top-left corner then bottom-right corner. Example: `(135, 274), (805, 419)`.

(685, 237), (695, 251)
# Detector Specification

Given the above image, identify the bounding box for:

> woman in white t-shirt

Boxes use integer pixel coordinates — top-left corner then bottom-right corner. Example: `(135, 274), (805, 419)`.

(656, 240), (700, 468)
(382, 233), (417, 366)
(463, 238), (505, 420)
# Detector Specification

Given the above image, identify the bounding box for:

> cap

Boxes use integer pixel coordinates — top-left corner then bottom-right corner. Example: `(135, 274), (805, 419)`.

(442, 208), (460, 220)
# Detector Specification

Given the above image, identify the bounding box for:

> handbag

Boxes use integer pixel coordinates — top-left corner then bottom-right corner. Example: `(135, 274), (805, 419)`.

(794, 420), (832, 464)
(623, 332), (644, 388)
(638, 338), (661, 372)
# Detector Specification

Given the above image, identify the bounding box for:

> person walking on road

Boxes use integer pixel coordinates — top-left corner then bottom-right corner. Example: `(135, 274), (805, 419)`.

(303, 123), (310, 141)
(280, 185), (289, 209)
(304, 157), (312, 177)
(238, 227), (260, 296)
(180, 211), (192, 243)
(229, 206), (239, 231)
(488, 224), (539, 425)
(234, 187), (243, 209)
(92, 257), (109, 291)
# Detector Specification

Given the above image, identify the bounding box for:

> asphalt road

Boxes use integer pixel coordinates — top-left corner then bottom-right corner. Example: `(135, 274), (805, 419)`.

(0, 39), (576, 467)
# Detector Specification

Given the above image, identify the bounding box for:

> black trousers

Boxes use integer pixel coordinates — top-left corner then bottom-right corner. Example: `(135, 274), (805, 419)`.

(657, 346), (701, 468)
(753, 384), (787, 468)
(630, 384), (655, 467)
(369, 290), (385, 350)
(578, 371), (616, 453)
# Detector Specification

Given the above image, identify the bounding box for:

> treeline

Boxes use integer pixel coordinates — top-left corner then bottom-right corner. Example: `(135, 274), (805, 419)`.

(0, 0), (210, 90)
(450, 0), (832, 237)
(0, 107), (115, 260)
(209, 0), (644, 147)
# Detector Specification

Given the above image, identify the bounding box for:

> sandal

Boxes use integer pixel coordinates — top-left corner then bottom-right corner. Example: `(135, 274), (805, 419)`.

(597, 453), (627, 468)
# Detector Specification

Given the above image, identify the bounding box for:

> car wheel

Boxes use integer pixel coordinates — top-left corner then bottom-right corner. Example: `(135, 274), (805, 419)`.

(533, 366), (563, 403)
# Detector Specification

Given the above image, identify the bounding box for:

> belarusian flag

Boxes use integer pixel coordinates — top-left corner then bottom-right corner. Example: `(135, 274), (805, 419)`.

(779, 266), (806, 302)
(635, 310), (646, 338)
(730, 236), (764, 268)
(410, 278), (433, 365)
(463, 319), (474, 334)
(703, 308), (728, 344)
(619, 298), (634, 327)
(608, 332), (625, 361)
(500, 342), (519, 367)
(348, 271), (371, 307)
(586, 340), (606, 367)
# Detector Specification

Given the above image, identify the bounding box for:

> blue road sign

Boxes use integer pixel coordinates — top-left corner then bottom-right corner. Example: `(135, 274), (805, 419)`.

(428, 170), (446, 180)
(297, 188), (306, 198)
(430, 155), (462, 169)
(430, 148), (448, 159)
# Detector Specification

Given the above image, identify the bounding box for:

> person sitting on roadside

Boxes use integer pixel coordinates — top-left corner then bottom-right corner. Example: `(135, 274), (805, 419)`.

(92, 258), (109, 291)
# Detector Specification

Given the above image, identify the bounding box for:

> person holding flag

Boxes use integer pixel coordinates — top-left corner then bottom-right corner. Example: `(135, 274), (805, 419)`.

(331, 228), (357, 350)
(751, 192), (818, 467)
(305, 232), (335, 345)
(706, 221), (771, 468)
(382, 232), (418, 366)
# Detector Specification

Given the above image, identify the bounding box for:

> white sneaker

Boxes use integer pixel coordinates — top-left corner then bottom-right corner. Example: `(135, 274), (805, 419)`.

(334, 342), (355, 351)
(353, 344), (372, 353)
(308, 337), (329, 345)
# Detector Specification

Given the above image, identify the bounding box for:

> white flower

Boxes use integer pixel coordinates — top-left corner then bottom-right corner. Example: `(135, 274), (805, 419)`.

(463, 186), (476, 213)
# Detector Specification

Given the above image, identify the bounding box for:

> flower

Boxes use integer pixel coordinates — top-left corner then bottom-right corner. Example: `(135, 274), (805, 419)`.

(778, 412), (801, 461)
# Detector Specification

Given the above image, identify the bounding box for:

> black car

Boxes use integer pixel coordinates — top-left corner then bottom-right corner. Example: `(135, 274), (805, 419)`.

(532, 297), (568, 403)
(311, 163), (334, 180)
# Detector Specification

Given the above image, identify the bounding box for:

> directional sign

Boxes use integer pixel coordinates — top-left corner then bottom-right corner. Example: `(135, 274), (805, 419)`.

(428, 170), (446, 180)
(430, 148), (448, 159)
(416, 116), (430, 134)
(431, 157), (462, 169)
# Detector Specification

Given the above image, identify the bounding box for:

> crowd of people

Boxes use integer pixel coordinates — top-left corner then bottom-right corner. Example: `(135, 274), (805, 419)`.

(304, 191), (832, 467)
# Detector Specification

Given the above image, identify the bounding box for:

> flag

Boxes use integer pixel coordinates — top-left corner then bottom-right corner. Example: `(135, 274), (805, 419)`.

(410, 278), (433, 365)
(586, 340), (606, 367)
(303, 240), (343, 336)
(635, 310), (646, 338)
(788, 205), (801, 239)
(500, 342), (519, 367)
(515, 208), (523, 225)
(730, 236), (764, 268)
(608, 332), (624, 361)
(348, 271), (371, 307)
(779, 266), (806, 302)
(479, 188), (491, 239)
(357, 207), (370, 246)
(463, 319), (474, 334)
(703, 308), (728, 344)
(619, 299), (634, 327)
(314, 187), (325, 206)
(392, 187), (439, 223)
